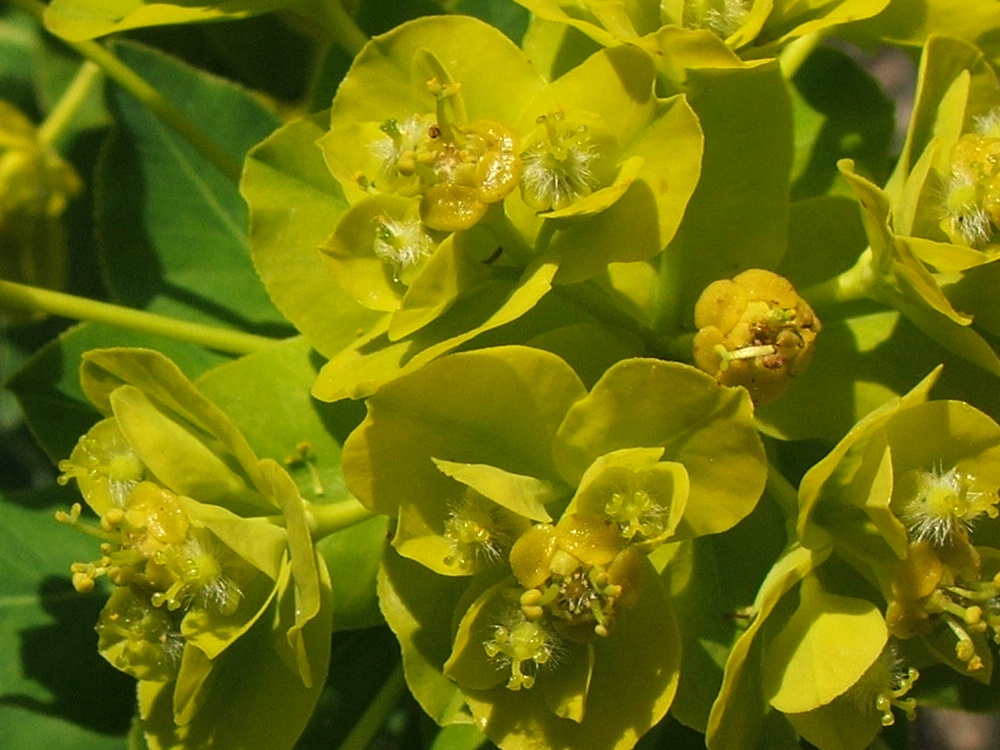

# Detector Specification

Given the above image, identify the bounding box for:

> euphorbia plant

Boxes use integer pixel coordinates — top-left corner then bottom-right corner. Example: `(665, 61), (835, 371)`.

(5, 1), (1000, 750)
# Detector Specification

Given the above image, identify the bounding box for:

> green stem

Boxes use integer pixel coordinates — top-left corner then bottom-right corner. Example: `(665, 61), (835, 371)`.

(37, 60), (103, 148)
(778, 31), (823, 79)
(482, 204), (535, 267)
(338, 663), (407, 750)
(765, 460), (800, 521)
(660, 331), (695, 362)
(307, 498), (375, 540)
(0, 279), (276, 354)
(311, 0), (368, 59)
(10, 0), (242, 182)
(799, 248), (877, 309)
(553, 278), (674, 359)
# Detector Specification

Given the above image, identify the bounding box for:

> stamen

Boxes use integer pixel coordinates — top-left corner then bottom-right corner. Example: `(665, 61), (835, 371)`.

(520, 110), (600, 212)
(604, 486), (668, 540)
(902, 465), (997, 547)
(483, 614), (558, 690)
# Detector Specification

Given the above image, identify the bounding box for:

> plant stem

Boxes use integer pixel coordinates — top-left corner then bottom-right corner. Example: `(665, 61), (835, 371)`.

(312, 0), (368, 59)
(765, 460), (800, 521)
(37, 60), (103, 148)
(799, 248), (877, 309)
(778, 31), (822, 79)
(0, 279), (276, 354)
(338, 663), (407, 750)
(9, 0), (242, 182)
(307, 498), (375, 540)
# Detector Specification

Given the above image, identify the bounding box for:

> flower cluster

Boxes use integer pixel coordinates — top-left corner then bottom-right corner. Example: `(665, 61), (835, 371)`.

(342, 345), (766, 749)
(54, 348), (332, 750)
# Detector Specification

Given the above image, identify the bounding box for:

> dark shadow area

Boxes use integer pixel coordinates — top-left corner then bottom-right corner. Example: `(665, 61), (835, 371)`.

(296, 626), (403, 749)
(791, 45), (896, 201)
(2, 576), (134, 736)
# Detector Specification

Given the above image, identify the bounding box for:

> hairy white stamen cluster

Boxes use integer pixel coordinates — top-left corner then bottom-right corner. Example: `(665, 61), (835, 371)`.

(902, 465), (995, 546)
(941, 171), (994, 247)
(520, 135), (597, 212)
(372, 216), (434, 280)
(705, 0), (752, 38)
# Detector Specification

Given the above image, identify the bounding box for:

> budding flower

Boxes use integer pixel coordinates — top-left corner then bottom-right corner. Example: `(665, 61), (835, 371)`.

(0, 100), (81, 323)
(692, 269), (821, 405)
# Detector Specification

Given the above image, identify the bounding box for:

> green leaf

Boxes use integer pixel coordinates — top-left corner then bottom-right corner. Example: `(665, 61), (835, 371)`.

(7, 322), (230, 462)
(241, 111), (382, 359)
(657, 485), (791, 732)
(194, 336), (359, 504)
(79, 346), (270, 504)
(377, 548), (473, 725)
(43, 0), (287, 41)
(789, 45), (894, 200)
(0, 706), (127, 750)
(705, 542), (830, 750)
(797, 370), (947, 543)
(138, 559), (331, 750)
(554, 358), (767, 537)
(96, 41), (288, 334)
(315, 514), (388, 631)
(432, 459), (556, 522)
(343, 345), (584, 513)
(757, 0), (892, 52)
(0, 487), (135, 736)
(762, 574), (887, 714)
(311, 255), (559, 401)
(847, 1), (1000, 71)
(656, 55), (792, 333)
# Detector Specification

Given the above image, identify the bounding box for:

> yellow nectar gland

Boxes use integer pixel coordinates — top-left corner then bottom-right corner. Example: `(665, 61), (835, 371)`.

(483, 613), (558, 690)
(61, 481), (242, 617)
(519, 110), (600, 212)
(519, 558), (623, 640)
(888, 540), (1000, 673)
(370, 88), (520, 232)
(901, 465), (998, 548)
